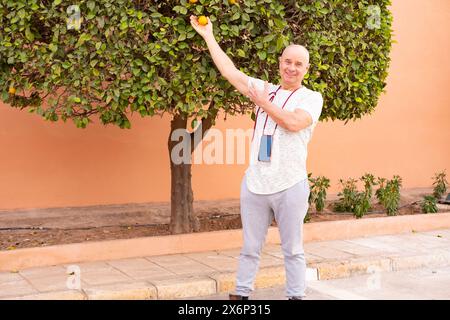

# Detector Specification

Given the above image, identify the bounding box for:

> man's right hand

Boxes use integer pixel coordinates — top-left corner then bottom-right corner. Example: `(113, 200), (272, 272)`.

(190, 15), (214, 39)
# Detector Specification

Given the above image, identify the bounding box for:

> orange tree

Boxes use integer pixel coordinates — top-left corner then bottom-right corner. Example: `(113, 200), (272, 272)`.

(0, 0), (290, 233)
(1, 0), (392, 233)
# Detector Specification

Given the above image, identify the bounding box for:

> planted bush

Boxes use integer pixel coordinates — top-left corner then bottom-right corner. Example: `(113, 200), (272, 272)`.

(353, 192), (371, 219)
(334, 176), (374, 219)
(361, 173), (377, 200)
(334, 178), (358, 213)
(308, 174), (331, 212)
(421, 195), (438, 214)
(376, 175), (402, 216)
(432, 171), (448, 200)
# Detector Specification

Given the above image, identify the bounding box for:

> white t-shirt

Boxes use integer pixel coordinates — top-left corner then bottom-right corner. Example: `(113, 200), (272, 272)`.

(245, 77), (323, 194)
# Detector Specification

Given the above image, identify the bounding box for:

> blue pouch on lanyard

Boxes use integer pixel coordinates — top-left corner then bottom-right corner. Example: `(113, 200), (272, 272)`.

(258, 134), (273, 162)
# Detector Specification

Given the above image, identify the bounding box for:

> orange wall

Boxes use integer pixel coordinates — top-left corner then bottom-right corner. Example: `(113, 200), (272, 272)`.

(1, 0), (449, 210)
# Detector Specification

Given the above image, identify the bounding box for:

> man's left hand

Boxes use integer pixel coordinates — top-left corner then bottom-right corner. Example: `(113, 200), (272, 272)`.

(248, 81), (270, 108)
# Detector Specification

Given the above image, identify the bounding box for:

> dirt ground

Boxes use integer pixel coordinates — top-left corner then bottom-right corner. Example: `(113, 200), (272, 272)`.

(1, 188), (449, 251)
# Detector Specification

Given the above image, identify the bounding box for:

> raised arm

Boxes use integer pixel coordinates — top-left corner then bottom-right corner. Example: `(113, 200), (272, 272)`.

(190, 16), (249, 96)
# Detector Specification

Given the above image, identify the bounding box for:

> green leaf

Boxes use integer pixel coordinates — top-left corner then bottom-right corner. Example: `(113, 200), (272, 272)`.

(49, 43), (58, 53)
(87, 1), (95, 11)
(97, 17), (105, 29)
(76, 33), (91, 47)
(25, 27), (34, 42)
(120, 21), (128, 30)
(257, 51), (267, 60)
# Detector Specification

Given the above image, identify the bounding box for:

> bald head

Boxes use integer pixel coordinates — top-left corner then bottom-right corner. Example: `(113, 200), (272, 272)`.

(281, 44), (310, 65)
(278, 44), (310, 90)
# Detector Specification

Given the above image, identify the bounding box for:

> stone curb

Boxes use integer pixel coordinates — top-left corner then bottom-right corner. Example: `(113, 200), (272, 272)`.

(310, 249), (450, 280)
(4, 250), (450, 300)
(2, 212), (450, 272)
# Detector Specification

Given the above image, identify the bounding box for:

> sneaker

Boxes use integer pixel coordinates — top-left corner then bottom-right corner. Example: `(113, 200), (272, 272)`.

(288, 296), (304, 300)
(229, 294), (249, 300)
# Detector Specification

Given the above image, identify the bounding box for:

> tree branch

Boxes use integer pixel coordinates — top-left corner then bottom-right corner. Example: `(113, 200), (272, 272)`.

(190, 100), (218, 153)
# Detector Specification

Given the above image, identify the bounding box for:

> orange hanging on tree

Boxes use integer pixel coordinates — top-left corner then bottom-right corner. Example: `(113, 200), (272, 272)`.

(198, 16), (208, 26)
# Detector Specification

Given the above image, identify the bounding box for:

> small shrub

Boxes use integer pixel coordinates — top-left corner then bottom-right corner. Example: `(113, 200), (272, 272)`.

(334, 177), (374, 218)
(308, 175), (331, 212)
(353, 192), (371, 219)
(334, 178), (358, 213)
(361, 173), (377, 200)
(353, 173), (378, 218)
(376, 175), (402, 216)
(432, 171), (449, 199)
(421, 195), (438, 214)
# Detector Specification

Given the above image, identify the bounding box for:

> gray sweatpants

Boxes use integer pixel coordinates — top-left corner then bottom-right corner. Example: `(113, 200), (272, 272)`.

(235, 176), (310, 298)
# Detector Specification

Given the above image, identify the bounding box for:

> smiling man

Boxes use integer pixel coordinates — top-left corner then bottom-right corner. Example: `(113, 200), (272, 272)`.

(191, 16), (323, 300)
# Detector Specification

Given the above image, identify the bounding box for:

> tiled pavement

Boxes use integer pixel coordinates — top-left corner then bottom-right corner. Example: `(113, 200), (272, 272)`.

(1, 229), (450, 300)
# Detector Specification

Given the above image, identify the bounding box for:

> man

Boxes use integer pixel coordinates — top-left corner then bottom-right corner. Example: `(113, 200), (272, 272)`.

(190, 16), (323, 300)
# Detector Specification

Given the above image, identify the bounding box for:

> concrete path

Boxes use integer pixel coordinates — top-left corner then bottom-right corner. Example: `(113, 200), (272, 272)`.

(1, 228), (450, 300)
(192, 266), (450, 300)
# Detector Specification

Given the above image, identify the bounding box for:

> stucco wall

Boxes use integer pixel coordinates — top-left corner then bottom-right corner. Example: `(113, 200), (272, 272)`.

(0, 0), (449, 210)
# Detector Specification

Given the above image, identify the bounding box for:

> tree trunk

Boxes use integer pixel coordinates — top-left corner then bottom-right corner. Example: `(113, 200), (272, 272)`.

(167, 104), (218, 234)
(168, 114), (199, 234)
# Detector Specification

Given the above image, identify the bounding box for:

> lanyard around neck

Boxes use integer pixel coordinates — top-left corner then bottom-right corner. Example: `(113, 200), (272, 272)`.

(252, 86), (301, 140)
(252, 86), (280, 140)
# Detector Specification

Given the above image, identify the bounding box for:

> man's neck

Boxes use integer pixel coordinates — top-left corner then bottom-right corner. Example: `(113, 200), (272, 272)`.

(280, 82), (303, 91)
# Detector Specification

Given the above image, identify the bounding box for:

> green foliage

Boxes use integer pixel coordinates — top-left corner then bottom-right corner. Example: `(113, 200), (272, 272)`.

(334, 174), (378, 218)
(334, 178), (358, 213)
(375, 175), (402, 216)
(421, 195), (438, 214)
(1, 0), (393, 128)
(0, 0), (289, 128)
(420, 170), (447, 214)
(353, 192), (371, 219)
(308, 174), (331, 212)
(432, 171), (448, 199)
(284, 0), (393, 122)
(351, 173), (378, 218)
(361, 173), (376, 199)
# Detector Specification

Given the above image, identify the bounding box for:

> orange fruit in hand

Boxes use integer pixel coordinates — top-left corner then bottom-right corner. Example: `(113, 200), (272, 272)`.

(8, 87), (16, 95)
(198, 16), (208, 26)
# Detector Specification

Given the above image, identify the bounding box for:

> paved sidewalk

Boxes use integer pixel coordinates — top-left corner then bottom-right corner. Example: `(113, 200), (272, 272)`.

(1, 228), (450, 300)
(191, 266), (450, 300)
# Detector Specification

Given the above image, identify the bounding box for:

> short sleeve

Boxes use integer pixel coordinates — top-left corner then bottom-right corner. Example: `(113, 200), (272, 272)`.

(296, 92), (323, 124)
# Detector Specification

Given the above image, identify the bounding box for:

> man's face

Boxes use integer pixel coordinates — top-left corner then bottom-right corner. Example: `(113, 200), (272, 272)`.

(279, 46), (310, 88)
